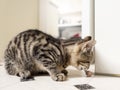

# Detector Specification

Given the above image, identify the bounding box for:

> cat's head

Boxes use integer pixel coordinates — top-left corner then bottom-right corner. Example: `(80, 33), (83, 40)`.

(69, 36), (96, 71)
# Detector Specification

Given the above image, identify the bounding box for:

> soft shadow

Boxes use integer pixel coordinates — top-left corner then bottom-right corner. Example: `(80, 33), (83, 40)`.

(33, 69), (83, 78)
(32, 72), (49, 77)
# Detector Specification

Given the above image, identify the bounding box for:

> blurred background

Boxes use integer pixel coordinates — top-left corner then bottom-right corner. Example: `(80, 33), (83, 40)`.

(39, 0), (82, 38)
(0, 0), (39, 60)
(0, 0), (83, 60)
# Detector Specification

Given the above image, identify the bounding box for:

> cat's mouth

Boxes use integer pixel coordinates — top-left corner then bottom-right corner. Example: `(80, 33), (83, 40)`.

(77, 65), (87, 71)
(77, 61), (90, 70)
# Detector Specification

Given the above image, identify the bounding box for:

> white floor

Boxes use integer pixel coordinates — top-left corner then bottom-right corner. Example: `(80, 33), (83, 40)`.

(0, 63), (120, 90)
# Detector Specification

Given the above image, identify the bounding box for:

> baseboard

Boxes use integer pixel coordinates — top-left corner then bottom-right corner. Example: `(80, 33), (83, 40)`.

(95, 73), (120, 77)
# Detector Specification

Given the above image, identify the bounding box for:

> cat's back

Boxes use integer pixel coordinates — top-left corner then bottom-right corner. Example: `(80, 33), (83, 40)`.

(4, 29), (59, 60)
(7, 29), (58, 47)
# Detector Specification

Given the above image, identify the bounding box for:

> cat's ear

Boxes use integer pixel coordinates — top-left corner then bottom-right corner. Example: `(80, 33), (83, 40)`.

(83, 36), (92, 42)
(77, 36), (92, 45)
(81, 40), (96, 53)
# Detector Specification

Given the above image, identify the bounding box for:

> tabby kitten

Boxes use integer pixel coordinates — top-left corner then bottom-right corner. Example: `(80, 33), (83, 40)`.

(4, 29), (95, 81)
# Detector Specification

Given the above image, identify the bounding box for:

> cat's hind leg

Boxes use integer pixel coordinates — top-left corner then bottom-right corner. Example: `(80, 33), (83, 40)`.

(5, 60), (34, 81)
(17, 70), (34, 82)
(17, 64), (35, 81)
(5, 61), (17, 76)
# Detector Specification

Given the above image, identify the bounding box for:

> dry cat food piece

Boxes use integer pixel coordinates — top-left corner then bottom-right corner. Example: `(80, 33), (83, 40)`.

(85, 71), (93, 77)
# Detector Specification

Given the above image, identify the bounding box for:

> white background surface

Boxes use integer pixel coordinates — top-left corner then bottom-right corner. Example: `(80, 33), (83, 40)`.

(95, 0), (120, 74)
(0, 64), (120, 90)
(82, 0), (91, 37)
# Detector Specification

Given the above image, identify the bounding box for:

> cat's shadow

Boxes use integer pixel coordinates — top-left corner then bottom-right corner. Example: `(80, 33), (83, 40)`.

(34, 66), (85, 78)
(34, 69), (84, 78)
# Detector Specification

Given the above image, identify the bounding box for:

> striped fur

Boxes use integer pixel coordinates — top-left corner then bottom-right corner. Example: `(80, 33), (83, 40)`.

(4, 29), (95, 81)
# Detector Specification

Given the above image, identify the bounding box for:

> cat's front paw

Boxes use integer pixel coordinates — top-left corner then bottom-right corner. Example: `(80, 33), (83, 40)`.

(61, 70), (68, 76)
(85, 71), (93, 77)
(56, 73), (67, 81)
(52, 73), (67, 81)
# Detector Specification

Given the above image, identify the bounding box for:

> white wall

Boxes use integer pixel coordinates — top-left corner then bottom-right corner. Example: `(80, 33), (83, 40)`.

(0, 0), (39, 60)
(95, 0), (120, 75)
(39, 0), (59, 37)
(82, 0), (94, 38)
(50, 0), (82, 14)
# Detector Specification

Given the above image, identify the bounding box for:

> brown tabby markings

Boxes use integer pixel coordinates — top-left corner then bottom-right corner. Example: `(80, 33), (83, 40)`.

(4, 29), (95, 81)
